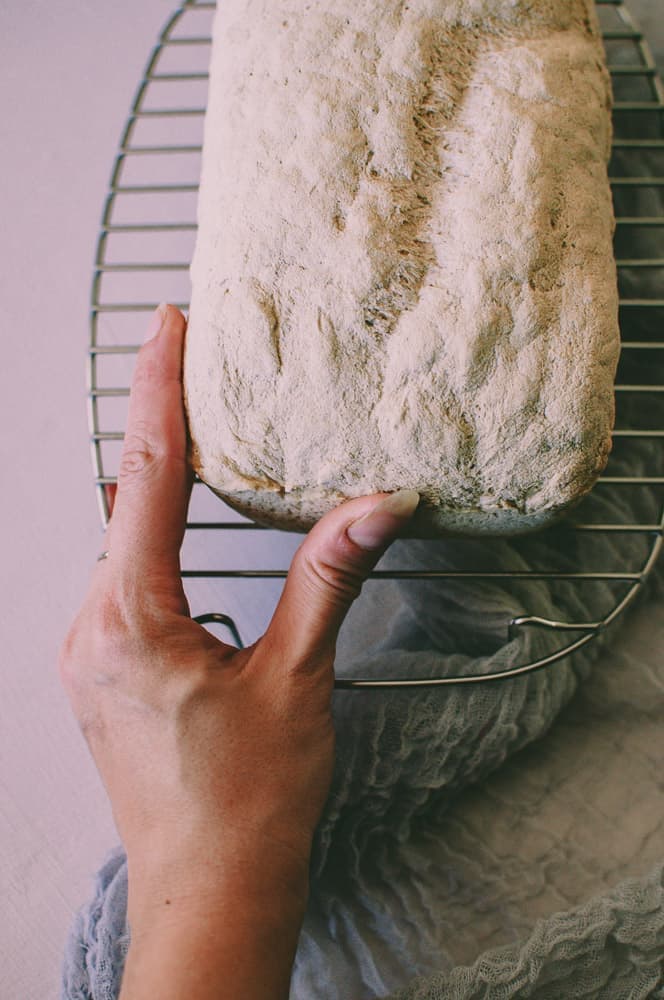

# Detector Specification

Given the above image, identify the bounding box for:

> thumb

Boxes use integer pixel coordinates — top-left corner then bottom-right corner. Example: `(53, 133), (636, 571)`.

(264, 490), (420, 672)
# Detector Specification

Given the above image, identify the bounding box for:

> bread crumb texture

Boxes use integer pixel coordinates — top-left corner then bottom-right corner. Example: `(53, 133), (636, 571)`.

(184, 0), (620, 536)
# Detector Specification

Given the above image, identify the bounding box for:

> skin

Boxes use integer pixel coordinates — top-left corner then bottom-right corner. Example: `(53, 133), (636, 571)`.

(58, 304), (418, 999)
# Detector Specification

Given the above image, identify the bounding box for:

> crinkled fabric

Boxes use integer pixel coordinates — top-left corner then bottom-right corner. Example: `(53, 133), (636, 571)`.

(61, 848), (130, 1000)
(388, 865), (664, 999)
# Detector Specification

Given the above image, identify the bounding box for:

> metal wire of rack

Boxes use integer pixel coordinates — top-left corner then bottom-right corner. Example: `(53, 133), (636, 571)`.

(89, 0), (664, 688)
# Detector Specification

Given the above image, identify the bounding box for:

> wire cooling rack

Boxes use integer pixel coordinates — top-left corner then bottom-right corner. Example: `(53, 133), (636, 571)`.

(89, 0), (664, 687)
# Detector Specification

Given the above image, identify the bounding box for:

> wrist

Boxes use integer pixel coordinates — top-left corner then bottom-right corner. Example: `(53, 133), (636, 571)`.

(120, 843), (307, 1000)
(126, 834), (310, 936)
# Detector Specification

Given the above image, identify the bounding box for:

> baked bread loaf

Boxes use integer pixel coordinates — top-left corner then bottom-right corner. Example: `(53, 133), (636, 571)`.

(183, 0), (620, 536)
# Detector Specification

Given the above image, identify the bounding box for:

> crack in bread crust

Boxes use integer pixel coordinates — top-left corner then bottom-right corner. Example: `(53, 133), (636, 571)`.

(361, 25), (480, 343)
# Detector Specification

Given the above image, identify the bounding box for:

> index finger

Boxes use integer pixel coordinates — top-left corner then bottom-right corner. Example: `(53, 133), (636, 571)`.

(102, 304), (193, 598)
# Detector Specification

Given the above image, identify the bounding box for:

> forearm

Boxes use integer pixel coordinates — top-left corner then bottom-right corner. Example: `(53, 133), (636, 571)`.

(120, 850), (308, 1000)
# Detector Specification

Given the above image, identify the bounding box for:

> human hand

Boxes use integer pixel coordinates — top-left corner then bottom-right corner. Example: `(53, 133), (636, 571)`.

(59, 304), (419, 922)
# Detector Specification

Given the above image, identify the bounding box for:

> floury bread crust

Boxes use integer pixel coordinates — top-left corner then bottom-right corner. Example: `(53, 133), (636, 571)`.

(183, 0), (620, 537)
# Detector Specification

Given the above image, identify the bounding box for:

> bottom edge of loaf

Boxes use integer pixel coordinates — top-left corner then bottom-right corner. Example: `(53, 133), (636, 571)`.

(206, 484), (578, 539)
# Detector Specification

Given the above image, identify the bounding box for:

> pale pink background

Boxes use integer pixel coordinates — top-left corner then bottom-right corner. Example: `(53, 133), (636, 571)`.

(0, 2), (662, 998)
(1, 3), (177, 997)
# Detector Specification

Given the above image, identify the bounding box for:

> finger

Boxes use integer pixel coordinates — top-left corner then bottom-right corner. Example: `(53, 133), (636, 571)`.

(263, 490), (420, 672)
(104, 304), (193, 599)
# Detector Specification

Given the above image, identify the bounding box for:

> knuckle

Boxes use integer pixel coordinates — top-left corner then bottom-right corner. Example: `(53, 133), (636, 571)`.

(118, 448), (150, 481)
(67, 588), (139, 670)
(118, 427), (161, 482)
(94, 586), (182, 663)
(286, 651), (336, 689)
(296, 548), (365, 605)
(57, 587), (179, 731)
(93, 587), (164, 660)
(57, 619), (99, 714)
(92, 588), (131, 643)
(58, 592), (161, 703)
(66, 592), (128, 657)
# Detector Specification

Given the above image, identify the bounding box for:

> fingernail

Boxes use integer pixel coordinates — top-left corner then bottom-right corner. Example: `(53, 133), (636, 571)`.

(347, 490), (420, 551)
(144, 303), (168, 343)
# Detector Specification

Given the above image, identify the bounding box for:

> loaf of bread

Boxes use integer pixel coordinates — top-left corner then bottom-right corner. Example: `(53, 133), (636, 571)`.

(183, 0), (620, 536)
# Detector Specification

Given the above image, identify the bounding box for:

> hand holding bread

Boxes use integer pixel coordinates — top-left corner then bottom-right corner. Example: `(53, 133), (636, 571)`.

(58, 305), (418, 998)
